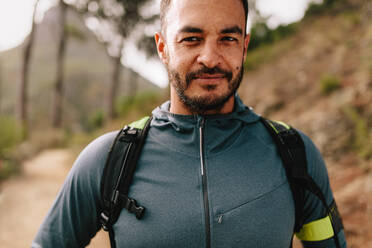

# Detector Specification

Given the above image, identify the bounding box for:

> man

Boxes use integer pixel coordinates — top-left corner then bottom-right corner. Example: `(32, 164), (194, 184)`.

(33, 0), (347, 247)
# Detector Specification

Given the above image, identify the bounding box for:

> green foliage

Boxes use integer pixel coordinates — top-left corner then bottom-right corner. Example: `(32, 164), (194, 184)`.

(0, 116), (22, 157)
(305, 0), (347, 17)
(86, 110), (104, 132)
(342, 106), (372, 160)
(244, 21), (298, 70)
(244, 36), (296, 70)
(319, 74), (341, 95)
(0, 159), (20, 181)
(65, 24), (87, 41)
(248, 22), (297, 51)
(306, 3), (329, 16)
(0, 115), (22, 181)
(116, 91), (161, 117)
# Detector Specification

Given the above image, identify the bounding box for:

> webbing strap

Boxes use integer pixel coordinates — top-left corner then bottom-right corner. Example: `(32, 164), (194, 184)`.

(260, 117), (343, 248)
(295, 215), (334, 241)
(260, 118), (305, 232)
(108, 226), (117, 248)
(100, 116), (152, 236)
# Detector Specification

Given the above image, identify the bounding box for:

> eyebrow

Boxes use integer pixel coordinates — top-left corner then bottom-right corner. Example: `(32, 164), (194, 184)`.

(179, 26), (204, 34)
(221, 26), (243, 35)
(178, 25), (243, 35)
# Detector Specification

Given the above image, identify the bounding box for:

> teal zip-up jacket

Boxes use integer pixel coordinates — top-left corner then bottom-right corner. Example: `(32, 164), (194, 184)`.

(33, 96), (346, 247)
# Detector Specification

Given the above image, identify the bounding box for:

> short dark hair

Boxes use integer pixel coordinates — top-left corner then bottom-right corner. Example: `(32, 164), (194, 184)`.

(160, 0), (248, 34)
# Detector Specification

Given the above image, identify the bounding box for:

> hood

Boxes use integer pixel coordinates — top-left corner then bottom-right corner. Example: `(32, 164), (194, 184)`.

(151, 94), (261, 132)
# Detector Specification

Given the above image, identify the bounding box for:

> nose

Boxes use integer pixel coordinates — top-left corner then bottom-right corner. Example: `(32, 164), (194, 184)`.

(196, 41), (222, 68)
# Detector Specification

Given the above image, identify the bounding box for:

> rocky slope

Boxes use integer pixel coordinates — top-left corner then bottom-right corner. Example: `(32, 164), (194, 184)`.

(239, 0), (372, 246)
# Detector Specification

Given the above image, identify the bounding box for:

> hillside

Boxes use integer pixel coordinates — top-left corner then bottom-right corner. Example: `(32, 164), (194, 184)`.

(0, 5), (161, 130)
(239, 0), (371, 246)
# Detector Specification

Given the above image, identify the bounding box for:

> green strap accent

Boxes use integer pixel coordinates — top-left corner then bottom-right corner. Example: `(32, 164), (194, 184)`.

(274, 120), (290, 130)
(268, 120), (291, 134)
(295, 215), (334, 241)
(128, 116), (150, 130)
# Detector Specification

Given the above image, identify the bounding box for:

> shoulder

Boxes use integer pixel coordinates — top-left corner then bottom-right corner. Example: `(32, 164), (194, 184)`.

(296, 130), (330, 184)
(75, 131), (119, 166)
(68, 131), (120, 187)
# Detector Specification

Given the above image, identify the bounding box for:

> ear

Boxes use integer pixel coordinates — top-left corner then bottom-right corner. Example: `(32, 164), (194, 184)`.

(242, 34), (250, 62)
(155, 32), (169, 65)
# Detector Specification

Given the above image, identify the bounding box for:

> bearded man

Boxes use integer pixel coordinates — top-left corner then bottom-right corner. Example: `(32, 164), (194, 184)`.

(33, 0), (347, 247)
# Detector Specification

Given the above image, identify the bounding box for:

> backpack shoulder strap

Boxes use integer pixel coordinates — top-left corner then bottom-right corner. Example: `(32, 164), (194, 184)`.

(100, 116), (152, 233)
(260, 117), (343, 247)
(260, 117), (306, 232)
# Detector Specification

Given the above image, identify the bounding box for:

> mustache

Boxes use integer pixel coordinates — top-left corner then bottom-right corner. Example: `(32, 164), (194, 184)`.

(186, 66), (233, 84)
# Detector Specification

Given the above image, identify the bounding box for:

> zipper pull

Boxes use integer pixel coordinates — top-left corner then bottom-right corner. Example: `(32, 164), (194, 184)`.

(199, 116), (205, 128)
(218, 215), (223, 224)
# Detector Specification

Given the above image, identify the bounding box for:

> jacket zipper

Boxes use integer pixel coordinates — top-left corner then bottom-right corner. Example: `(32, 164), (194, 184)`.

(199, 117), (211, 248)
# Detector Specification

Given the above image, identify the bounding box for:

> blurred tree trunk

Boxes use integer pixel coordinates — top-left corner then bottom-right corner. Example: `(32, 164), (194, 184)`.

(17, 0), (40, 138)
(106, 38), (124, 120)
(130, 71), (138, 97)
(128, 70), (138, 103)
(52, 0), (68, 128)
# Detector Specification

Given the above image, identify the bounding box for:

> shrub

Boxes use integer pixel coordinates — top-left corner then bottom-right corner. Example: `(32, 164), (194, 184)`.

(0, 116), (22, 157)
(0, 115), (22, 181)
(342, 106), (372, 160)
(65, 24), (87, 42)
(320, 74), (341, 95)
(86, 110), (104, 132)
(116, 91), (161, 117)
(0, 159), (20, 181)
(305, 0), (347, 17)
(248, 22), (297, 51)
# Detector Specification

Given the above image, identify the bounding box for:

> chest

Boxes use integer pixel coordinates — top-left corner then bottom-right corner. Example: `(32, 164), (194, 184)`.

(112, 128), (295, 247)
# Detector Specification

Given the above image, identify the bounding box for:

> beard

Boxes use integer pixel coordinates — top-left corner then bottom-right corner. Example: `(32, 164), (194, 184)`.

(167, 63), (244, 114)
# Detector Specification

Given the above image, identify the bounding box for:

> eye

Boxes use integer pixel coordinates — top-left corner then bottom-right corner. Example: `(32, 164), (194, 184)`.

(181, 36), (202, 43)
(221, 36), (238, 42)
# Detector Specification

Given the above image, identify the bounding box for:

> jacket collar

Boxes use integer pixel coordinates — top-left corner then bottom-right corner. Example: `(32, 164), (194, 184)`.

(151, 94), (260, 131)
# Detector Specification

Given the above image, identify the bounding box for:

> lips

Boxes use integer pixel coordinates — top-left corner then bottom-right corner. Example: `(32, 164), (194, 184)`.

(198, 73), (226, 79)
(193, 73), (227, 84)
(185, 67), (233, 86)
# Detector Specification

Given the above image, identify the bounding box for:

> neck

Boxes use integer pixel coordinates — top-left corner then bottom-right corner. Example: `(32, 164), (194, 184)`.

(169, 89), (235, 115)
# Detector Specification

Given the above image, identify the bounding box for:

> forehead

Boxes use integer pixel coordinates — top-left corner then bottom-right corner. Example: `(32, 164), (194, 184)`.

(165, 0), (245, 36)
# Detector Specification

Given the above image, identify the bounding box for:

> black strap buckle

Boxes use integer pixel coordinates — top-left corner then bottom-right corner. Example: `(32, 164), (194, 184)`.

(112, 190), (146, 220)
(120, 126), (139, 142)
(123, 196), (146, 220)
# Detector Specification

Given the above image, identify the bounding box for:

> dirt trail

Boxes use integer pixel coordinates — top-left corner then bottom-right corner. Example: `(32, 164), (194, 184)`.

(0, 149), (109, 248)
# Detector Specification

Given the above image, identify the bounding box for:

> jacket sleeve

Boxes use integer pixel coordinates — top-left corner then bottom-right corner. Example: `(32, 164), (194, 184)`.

(297, 132), (347, 248)
(31, 132), (118, 248)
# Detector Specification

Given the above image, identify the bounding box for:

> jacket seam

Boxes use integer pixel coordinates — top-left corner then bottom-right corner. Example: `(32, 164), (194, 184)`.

(220, 180), (288, 215)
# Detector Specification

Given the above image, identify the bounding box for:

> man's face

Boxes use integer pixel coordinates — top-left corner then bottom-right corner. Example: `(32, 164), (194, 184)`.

(156, 0), (250, 114)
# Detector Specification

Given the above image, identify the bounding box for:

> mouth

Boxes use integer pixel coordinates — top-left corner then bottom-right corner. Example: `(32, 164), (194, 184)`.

(193, 73), (226, 84)
(185, 67), (232, 87)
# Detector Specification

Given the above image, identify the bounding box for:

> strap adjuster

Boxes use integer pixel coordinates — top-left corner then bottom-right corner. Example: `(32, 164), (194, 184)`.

(111, 190), (146, 220)
(123, 196), (146, 220)
(120, 126), (139, 142)
(100, 212), (110, 231)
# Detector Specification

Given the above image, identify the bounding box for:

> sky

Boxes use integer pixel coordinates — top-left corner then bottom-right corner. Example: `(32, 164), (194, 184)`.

(0, 0), (316, 87)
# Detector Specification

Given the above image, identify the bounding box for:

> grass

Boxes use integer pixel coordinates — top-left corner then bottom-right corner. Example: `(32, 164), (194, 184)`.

(319, 74), (341, 95)
(342, 106), (372, 161)
(0, 121), (69, 182)
(0, 115), (22, 181)
(116, 91), (163, 118)
(244, 37), (296, 71)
